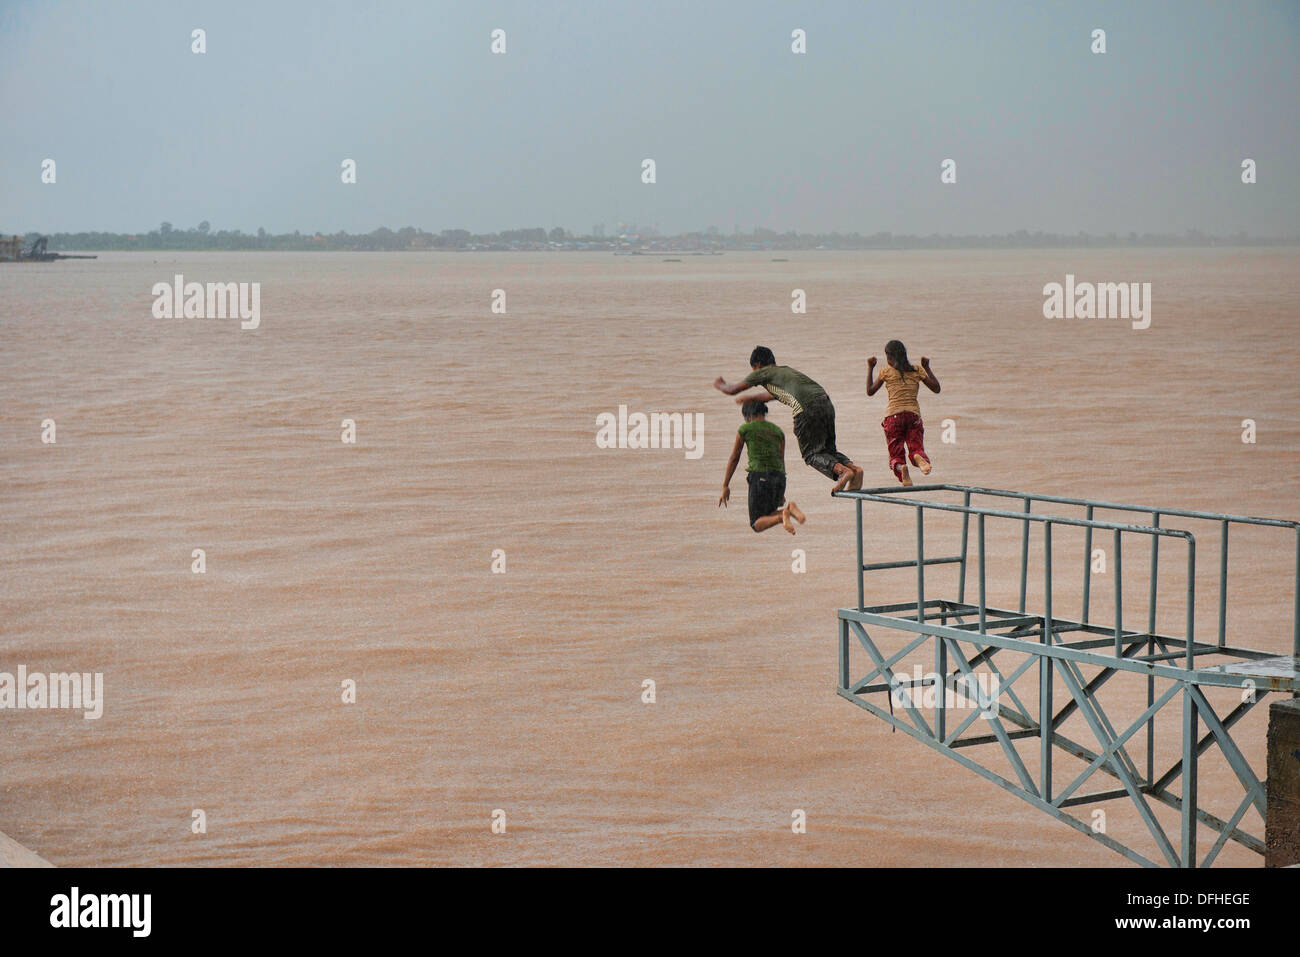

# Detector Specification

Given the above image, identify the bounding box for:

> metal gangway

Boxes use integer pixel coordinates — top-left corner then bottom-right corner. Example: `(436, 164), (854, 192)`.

(832, 484), (1300, 867)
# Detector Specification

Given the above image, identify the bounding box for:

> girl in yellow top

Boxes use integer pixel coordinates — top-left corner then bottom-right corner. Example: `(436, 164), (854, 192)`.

(865, 340), (941, 486)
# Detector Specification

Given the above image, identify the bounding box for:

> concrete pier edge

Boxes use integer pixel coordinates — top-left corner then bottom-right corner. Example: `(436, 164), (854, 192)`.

(0, 829), (53, 868)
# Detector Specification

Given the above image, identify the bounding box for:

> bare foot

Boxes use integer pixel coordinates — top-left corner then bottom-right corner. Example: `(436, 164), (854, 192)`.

(897, 464), (913, 487)
(913, 454), (932, 475)
(831, 468), (853, 493)
(787, 501), (806, 524)
(782, 505), (796, 534)
(848, 466), (864, 490)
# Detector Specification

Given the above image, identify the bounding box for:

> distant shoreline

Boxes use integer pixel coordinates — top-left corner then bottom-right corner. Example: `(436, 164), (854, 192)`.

(5, 227), (1298, 256)
(9, 241), (1300, 257)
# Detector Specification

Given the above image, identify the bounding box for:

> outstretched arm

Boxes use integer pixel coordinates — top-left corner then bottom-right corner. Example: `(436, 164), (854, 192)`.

(920, 357), (941, 393)
(719, 432), (745, 507)
(865, 356), (883, 396)
(714, 375), (753, 396)
(734, 389), (775, 404)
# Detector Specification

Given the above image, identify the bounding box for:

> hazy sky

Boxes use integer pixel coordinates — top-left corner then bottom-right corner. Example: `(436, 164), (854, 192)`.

(3, 0), (1298, 236)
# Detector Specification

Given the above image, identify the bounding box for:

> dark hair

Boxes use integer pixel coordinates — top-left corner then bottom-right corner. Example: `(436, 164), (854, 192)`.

(885, 339), (914, 374)
(741, 401), (768, 420)
(749, 345), (776, 367)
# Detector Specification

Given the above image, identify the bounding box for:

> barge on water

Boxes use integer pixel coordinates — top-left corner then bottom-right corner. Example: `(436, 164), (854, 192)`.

(0, 235), (97, 262)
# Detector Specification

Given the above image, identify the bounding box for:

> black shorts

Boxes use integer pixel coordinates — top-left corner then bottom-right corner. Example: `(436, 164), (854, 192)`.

(747, 470), (787, 527)
(792, 395), (853, 480)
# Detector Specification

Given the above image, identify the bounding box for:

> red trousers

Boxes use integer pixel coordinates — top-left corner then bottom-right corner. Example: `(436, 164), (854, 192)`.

(881, 412), (928, 478)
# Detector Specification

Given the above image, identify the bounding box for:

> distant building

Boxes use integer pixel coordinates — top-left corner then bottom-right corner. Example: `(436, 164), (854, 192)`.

(0, 235), (21, 261)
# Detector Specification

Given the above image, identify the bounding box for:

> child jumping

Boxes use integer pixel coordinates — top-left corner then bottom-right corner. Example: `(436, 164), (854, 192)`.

(714, 346), (864, 493)
(865, 340), (941, 486)
(718, 401), (806, 533)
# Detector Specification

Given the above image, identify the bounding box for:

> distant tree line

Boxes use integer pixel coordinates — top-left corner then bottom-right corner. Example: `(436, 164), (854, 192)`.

(12, 222), (1294, 252)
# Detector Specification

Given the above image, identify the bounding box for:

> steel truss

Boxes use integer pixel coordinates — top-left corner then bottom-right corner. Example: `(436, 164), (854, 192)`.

(833, 484), (1300, 867)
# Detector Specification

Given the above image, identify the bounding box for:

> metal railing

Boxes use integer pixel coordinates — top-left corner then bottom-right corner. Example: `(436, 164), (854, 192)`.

(846, 484), (1300, 663)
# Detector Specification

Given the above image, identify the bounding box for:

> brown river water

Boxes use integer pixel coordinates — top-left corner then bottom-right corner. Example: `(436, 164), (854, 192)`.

(1, 248), (1296, 866)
